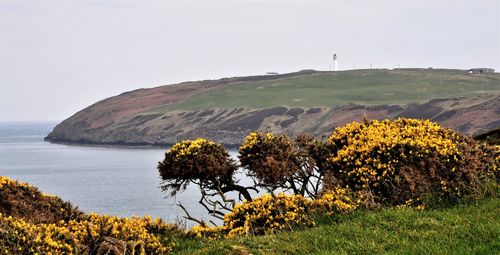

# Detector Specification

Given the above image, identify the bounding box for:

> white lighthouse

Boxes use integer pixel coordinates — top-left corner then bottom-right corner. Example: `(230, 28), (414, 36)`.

(333, 53), (338, 71)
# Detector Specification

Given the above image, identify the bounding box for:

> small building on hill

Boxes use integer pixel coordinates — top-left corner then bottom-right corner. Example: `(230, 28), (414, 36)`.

(468, 68), (495, 74)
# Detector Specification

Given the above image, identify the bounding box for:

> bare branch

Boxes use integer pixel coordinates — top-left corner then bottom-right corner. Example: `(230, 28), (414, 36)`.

(198, 198), (225, 220)
(177, 202), (205, 226)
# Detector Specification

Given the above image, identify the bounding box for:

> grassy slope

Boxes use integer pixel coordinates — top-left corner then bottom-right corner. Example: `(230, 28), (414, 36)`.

(174, 198), (499, 255)
(153, 69), (500, 112)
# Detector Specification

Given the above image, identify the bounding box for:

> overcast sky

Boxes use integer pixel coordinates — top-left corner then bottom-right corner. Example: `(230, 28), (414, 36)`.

(1, 0), (499, 121)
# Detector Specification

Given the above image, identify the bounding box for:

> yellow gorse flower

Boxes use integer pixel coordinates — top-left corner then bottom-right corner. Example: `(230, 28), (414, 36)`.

(313, 188), (358, 214)
(0, 213), (176, 255)
(327, 118), (461, 188)
(0, 177), (178, 255)
(191, 190), (358, 239)
(0, 176), (31, 189)
(239, 132), (275, 157)
(169, 138), (216, 158)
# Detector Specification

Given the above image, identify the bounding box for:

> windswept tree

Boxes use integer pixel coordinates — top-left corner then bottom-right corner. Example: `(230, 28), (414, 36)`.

(158, 138), (253, 222)
(238, 132), (326, 198)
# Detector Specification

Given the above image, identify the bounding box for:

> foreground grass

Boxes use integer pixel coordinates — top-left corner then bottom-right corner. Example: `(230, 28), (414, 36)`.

(174, 197), (499, 255)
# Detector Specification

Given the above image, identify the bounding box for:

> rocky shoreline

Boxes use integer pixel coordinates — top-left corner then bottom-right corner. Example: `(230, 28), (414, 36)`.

(45, 95), (500, 149)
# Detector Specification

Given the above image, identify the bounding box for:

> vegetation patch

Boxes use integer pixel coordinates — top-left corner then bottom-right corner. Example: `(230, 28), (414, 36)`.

(0, 176), (184, 255)
(2, 118), (499, 254)
(325, 118), (499, 206)
(157, 118), (498, 243)
(0, 176), (84, 224)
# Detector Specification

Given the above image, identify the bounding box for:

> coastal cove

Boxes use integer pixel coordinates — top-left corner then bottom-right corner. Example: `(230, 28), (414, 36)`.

(0, 122), (227, 225)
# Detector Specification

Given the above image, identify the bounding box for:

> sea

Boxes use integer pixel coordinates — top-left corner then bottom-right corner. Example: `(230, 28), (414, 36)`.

(0, 121), (234, 225)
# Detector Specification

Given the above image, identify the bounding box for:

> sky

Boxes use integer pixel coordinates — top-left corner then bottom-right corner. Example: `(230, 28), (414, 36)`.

(0, 0), (499, 121)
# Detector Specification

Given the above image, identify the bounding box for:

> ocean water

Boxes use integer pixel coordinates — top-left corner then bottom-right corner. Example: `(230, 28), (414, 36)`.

(0, 122), (231, 224)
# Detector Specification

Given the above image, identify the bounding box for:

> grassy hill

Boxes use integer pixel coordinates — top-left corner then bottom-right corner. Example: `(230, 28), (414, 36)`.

(174, 197), (500, 255)
(45, 68), (500, 147)
(153, 69), (500, 112)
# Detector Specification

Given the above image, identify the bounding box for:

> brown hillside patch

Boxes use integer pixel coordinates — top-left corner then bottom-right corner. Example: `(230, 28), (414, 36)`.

(0, 177), (84, 224)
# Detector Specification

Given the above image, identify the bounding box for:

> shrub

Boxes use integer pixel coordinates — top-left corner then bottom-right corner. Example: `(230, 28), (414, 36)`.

(0, 213), (181, 255)
(191, 190), (359, 239)
(312, 188), (359, 215)
(190, 225), (228, 240)
(0, 213), (76, 255)
(158, 138), (254, 222)
(67, 214), (179, 254)
(0, 176), (84, 224)
(223, 193), (315, 237)
(158, 138), (238, 196)
(191, 193), (314, 238)
(239, 132), (323, 197)
(239, 133), (299, 188)
(0, 176), (184, 255)
(325, 118), (499, 206)
(295, 133), (332, 175)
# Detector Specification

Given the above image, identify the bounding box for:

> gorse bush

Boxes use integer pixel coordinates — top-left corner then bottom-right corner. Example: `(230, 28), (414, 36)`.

(66, 214), (179, 255)
(1, 213), (76, 255)
(0, 176), (183, 255)
(0, 176), (84, 225)
(158, 138), (253, 222)
(325, 118), (499, 206)
(192, 193), (314, 239)
(0, 213), (180, 255)
(158, 138), (238, 196)
(312, 188), (359, 215)
(238, 132), (326, 198)
(239, 132), (297, 188)
(192, 190), (358, 239)
(224, 193), (315, 237)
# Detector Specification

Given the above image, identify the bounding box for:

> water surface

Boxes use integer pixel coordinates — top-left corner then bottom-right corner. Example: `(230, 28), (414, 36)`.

(0, 122), (221, 224)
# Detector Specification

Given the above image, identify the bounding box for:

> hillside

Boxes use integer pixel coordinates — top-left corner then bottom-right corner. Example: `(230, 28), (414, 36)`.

(45, 69), (500, 147)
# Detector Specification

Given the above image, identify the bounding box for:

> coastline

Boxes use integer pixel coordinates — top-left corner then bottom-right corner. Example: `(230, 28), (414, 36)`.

(43, 137), (242, 150)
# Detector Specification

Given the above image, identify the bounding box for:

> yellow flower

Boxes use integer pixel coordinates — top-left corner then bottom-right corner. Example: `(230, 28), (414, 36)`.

(327, 118), (461, 193)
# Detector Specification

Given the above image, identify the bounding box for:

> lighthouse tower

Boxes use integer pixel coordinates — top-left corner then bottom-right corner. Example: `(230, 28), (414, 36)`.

(333, 53), (338, 71)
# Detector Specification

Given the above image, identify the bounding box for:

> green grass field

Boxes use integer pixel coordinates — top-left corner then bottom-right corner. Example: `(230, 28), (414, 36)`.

(174, 197), (499, 255)
(157, 69), (500, 112)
